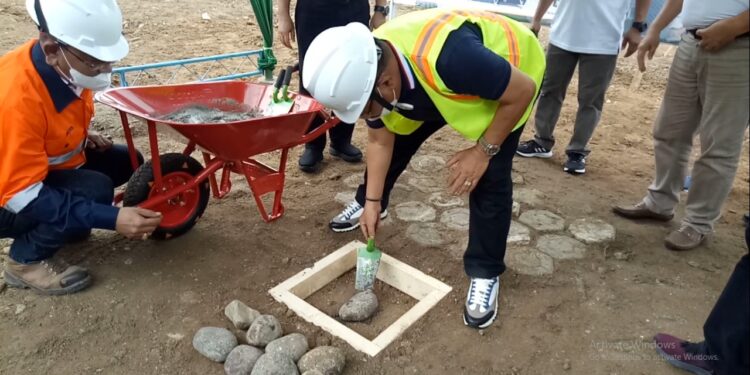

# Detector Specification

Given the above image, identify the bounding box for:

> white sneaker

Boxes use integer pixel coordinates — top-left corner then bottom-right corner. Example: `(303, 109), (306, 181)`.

(463, 276), (499, 329)
(329, 201), (388, 233)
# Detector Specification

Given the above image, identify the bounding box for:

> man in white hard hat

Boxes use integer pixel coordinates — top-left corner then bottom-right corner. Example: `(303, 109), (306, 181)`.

(0, 0), (162, 295)
(304, 9), (546, 328)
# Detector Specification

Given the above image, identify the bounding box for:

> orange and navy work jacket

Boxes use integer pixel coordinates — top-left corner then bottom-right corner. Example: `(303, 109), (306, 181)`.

(0, 40), (92, 213)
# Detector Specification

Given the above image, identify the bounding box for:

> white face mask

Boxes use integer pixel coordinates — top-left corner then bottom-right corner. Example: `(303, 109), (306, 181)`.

(367, 87), (412, 121)
(59, 48), (112, 91)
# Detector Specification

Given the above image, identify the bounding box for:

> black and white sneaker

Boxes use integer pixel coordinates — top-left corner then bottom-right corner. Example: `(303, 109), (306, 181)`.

(329, 201), (388, 233)
(516, 140), (553, 158)
(563, 153), (586, 175)
(463, 276), (499, 329)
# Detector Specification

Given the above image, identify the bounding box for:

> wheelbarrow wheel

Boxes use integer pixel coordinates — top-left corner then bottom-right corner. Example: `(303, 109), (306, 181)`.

(123, 153), (209, 239)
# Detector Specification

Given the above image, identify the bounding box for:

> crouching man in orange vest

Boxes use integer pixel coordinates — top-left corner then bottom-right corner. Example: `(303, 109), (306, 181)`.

(0, 0), (162, 295)
(304, 9), (546, 328)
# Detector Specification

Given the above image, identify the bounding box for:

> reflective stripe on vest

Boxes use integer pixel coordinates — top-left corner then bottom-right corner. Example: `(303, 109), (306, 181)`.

(3, 181), (42, 213)
(48, 140), (84, 166)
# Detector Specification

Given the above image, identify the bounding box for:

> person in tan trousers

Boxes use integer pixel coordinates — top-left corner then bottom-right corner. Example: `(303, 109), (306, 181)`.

(613, 0), (749, 251)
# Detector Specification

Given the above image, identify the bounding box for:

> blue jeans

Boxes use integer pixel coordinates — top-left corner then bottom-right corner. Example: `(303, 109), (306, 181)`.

(2, 145), (141, 263)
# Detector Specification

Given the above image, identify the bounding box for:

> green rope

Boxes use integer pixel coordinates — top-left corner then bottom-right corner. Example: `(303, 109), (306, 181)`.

(249, 0), (275, 78)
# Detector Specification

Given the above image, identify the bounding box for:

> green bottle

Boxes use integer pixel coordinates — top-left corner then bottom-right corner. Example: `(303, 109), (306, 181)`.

(355, 238), (382, 291)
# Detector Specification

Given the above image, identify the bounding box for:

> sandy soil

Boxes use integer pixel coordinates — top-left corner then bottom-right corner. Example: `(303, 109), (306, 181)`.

(1, 1), (748, 374)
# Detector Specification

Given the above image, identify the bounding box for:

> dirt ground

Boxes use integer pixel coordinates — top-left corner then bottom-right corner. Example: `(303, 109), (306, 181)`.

(1, 1), (748, 374)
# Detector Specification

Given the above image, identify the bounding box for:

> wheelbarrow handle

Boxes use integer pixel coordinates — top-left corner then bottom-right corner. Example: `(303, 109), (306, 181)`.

(298, 112), (341, 144)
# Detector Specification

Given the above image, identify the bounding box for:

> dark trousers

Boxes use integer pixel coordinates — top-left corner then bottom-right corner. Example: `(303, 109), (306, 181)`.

(702, 223), (750, 375)
(533, 44), (617, 156)
(1, 145), (140, 263)
(354, 121), (523, 278)
(295, 0), (369, 152)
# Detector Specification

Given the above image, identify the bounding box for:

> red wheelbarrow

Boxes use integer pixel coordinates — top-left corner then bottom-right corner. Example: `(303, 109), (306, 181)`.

(96, 80), (339, 238)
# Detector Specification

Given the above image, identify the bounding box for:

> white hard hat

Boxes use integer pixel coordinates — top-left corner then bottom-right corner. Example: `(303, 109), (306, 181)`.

(26, 0), (129, 62)
(302, 22), (378, 124)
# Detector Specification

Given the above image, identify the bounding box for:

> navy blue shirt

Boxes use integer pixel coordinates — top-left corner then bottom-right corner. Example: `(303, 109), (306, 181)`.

(368, 22), (512, 128)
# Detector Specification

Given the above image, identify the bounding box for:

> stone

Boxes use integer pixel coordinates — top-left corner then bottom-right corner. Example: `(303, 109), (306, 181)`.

(512, 201), (520, 217)
(334, 191), (356, 206)
(519, 210), (565, 232)
(246, 315), (283, 347)
(0, 280), (6, 293)
(15, 304), (26, 315)
(507, 221), (531, 245)
(343, 174), (362, 189)
(298, 346), (346, 375)
(448, 235), (469, 260)
(301, 371), (324, 375)
(407, 176), (442, 193)
(192, 327), (238, 362)
(563, 359), (571, 371)
(225, 300), (261, 330)
(427, 192), (464, 208)
(265, 333), (309, 362)
(568, 218), (616, 244)
(512, 173), (524, 185)
(250, 352), (299, 375)
(440, 208), (470, 230)
(409, 155), (445, 174)
(339, 290), (379, 322)
(1, 246), (9, 255)
(506, 246), (554, 276)
(537, 235), (587, 260)
(514, 188), (545, 207)
(406, 222), (449, 247)
(394, 201), (436, 222)
(224, 345), (263, 375)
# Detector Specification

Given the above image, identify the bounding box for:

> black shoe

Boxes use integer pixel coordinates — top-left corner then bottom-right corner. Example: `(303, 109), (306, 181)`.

(299, 148), (323, 173)
(516, 140), (553, 158)
(563, 153), (586, 175)
(329, 143), (362, 163)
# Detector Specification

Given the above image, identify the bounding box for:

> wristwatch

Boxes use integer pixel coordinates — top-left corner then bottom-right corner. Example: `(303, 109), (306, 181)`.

(478, 136), (500, 156)
(374, 5), (389, 16)
(631, 21), (648, 33)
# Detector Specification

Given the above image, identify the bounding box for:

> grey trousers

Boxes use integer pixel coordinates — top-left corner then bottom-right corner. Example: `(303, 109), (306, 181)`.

(533, 44), (618, 155)
(643, 33), (750, 234)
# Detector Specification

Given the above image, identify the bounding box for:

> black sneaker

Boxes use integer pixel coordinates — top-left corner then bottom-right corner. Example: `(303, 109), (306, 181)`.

(330, 144), (362, 163)
(564, 153), (586, 175)
(299, 148), (323, 173)
(516, 140), (553, 158)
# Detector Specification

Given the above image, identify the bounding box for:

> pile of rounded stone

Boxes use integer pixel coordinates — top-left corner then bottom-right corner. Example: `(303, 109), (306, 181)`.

(193, 300), (346, 375)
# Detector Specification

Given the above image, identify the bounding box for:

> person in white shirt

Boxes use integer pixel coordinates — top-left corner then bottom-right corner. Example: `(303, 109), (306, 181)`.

(614, 0), (749, 252)
(516, 0), (651, 174)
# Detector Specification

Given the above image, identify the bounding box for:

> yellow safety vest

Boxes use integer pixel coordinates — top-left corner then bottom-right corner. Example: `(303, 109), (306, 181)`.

(373, 9), (546, 141)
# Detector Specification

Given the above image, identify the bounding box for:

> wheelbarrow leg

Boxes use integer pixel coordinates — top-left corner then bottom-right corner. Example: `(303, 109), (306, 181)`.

(241, 150), (288, 222)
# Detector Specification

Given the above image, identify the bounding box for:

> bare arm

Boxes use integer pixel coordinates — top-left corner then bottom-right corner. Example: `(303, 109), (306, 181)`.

(276, 0), (295, 49)
(360, 127), (395, 239)
(622, 0), (652, 57)
(637, 0), (683, 70)
(371, 0), (389, 29)
(634, 0), (651, 23)
(530, 0), (555, 35)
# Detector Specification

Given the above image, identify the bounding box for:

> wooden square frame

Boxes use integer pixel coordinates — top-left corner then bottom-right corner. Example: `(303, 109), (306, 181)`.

(269, 240), (452, 357)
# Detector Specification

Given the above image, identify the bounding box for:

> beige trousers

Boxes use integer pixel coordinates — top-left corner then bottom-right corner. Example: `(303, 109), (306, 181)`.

(643, 33), (750, 234)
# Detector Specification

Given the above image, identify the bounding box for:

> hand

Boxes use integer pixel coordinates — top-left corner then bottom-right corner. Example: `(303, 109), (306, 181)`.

(86, 131), (113, 152)
(370, 12), (386, 30)
(621, 27), (643, 57)
(446, 145), (490, 196)
(360, 201), (381, 240)
(530, 20), (541, 36)
(696, 19), (736, 52)
(277, 14), (296, 49)
(636, 32), (661, 72)
(115, 207), (162, 239)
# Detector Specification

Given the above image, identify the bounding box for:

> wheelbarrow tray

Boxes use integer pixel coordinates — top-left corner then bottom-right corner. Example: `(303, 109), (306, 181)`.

(96, 81), (326, 160)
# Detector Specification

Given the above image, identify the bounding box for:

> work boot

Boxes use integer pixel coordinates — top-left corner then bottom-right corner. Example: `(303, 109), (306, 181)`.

(3, 257), (91, 295)
(298, 147), (323, 173)
(665, 225), (706, 251)
(329, 143), (363, 163)
(463, 276), (499, 329)
(652, 334), (715, 375)
(612, 202), (674, 222)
